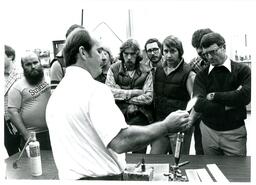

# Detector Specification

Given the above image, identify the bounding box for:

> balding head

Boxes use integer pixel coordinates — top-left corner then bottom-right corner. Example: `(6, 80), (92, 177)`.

(21, 51), (44, 85)
(21, 51), (40, 67)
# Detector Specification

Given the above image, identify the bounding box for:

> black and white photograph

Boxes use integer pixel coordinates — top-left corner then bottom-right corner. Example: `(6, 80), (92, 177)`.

(1, 0), (255, 183)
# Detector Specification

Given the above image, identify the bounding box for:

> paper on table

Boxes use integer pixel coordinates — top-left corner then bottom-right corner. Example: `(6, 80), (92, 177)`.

(207, 164), (229, 182)
(186, 168), (214, 182)
(185, 169), (201, 182)
(197, 168), (214, 182)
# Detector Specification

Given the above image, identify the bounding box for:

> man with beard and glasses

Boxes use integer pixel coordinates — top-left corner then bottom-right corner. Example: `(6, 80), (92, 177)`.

(144, 38), (163, 70)
(105, 39), (153, 153)
(8, 51), (51, 150)
(143, 38), (164, 154)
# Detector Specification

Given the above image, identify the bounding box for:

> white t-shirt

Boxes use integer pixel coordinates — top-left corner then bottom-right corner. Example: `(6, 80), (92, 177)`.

(46, 66), (128, 180)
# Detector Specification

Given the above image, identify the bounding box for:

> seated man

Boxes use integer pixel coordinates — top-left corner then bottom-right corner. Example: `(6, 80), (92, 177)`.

(8, 51), (51, 150)
(105, 39), (153, 153)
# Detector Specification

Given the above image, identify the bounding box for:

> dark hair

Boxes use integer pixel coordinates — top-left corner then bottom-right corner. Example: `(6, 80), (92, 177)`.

(63, 28), (94, 67)
(118, 39), (143, 66)
(65, 24), (84, 38)
(144, 38), (162, 52)
(191, 28), (213, 48)
(162, 35), (184, 58)
(200, 32), (226, 49)
(5, 45), (15, 60)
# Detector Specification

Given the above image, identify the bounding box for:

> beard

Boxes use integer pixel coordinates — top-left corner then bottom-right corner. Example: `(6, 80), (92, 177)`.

(124, 61), (136, 71)
(24, 67), (44, 85)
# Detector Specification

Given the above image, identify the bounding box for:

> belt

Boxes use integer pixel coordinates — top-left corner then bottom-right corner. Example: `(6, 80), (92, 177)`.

(79, 173), (124, 180)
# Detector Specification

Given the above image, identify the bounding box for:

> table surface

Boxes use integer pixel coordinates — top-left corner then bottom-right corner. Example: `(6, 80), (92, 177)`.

(5, 150), (251, 182)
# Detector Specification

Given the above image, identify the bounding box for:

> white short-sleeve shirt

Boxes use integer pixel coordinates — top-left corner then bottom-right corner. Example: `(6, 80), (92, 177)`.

(46, 66), (128, 179)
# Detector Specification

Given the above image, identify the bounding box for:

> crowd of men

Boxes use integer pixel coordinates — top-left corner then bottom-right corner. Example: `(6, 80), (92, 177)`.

(4, 25), (251, 180)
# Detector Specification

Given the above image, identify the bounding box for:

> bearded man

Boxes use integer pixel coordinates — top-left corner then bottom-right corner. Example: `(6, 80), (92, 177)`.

(105, 39), (153, 153)
(8, 51), (51, 150)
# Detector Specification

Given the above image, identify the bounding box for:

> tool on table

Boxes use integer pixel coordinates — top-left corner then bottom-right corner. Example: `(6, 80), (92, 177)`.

(124, 158), (154, 181)
(164, 97), (198, 181)
(13, 136), (31, 169)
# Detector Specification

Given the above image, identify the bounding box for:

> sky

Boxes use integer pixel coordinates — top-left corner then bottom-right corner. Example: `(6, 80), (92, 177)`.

(1, 0), (256, 180)
(1, 0), (256, 61)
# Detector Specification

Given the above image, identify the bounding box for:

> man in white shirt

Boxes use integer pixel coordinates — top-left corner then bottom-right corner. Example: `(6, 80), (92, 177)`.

(46, 28), (191, 180)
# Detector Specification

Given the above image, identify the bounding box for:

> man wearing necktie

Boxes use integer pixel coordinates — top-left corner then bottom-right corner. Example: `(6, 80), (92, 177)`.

(193, 32), (251, 156)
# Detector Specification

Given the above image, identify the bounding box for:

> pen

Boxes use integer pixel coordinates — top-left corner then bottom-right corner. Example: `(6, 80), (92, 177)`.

(178, 160), (190, 167)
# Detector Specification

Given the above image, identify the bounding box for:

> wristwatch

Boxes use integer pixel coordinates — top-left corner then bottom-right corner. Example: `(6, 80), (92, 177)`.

(209, 92), (215, 100)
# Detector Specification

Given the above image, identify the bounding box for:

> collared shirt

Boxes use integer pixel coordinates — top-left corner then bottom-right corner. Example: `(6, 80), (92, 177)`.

(144, 58), (163, 72)
(46, 66), (127, 179)
(208, 57), (232, 74)
(162, 58), (184, 76)
(105, 64), (153, 105)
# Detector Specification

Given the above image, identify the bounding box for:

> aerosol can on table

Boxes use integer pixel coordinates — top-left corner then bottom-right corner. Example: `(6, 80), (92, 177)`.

(29, 131), (42, 176)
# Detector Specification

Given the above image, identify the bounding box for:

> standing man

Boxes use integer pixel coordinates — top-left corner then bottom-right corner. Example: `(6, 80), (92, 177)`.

(46, 28), (191, 180)
(193, 32), (251, 156)
(105, 39), (153, 153)
(95, 45), (114, 83)
(8, 51), (51, 149)
(153, 35), (196, 154)
(4, 45), (21, 156)
(189, 28), (213, 155)
(144, 38), (163, 153)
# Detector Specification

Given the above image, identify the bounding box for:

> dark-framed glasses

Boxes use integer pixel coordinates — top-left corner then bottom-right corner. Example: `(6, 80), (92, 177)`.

(202, 46), (221, 58)
(147, 48), (159, 54)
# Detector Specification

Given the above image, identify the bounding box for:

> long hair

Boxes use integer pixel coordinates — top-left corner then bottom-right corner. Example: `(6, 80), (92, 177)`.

(118, 39), (143, 69)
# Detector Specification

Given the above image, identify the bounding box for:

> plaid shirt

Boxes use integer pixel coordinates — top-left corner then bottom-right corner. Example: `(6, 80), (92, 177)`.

(189, 56), (209, 74)
(105, 65), (153, 105)
(4, 67), (21, 120)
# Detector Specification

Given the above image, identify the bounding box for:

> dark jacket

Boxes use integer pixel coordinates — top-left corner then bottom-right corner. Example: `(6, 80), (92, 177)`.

(193, 60), (251, 131)
(154, 59), (191, 121)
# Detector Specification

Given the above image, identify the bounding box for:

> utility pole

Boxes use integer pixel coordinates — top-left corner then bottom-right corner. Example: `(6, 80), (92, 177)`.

(126, 9), (133, 38)
(81, 9), (84, 26)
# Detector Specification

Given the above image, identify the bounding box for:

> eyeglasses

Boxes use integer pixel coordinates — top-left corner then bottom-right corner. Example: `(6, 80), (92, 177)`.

(147, 48), (159, 54)
(202, 47), (221, 58)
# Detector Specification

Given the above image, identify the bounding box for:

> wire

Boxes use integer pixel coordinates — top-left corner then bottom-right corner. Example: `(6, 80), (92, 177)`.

(93, 21), (123, 43)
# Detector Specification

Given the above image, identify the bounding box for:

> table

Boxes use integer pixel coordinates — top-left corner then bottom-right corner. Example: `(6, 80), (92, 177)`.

(5, 150), (250, 182)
